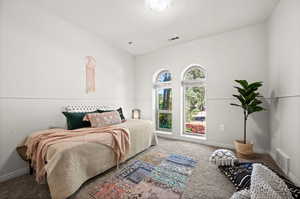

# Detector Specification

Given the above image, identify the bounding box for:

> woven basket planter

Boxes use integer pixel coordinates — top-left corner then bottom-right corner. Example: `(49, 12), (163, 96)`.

(234, 140), (253, 156)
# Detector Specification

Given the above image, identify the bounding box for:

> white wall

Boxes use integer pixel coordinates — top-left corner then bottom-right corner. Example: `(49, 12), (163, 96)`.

(0, 0), (135, 181)
(3, 0), (299, 186)
(268, 0), (300, 185)
(135, 24), (270, 153)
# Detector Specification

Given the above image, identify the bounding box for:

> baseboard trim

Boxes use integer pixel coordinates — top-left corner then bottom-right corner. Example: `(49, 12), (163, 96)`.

(2, 143), (298, 187)
(159, 136), (300, 185)
(157, 134), (268, 154)
(289, 172), (300, 187)
(0, 167), (28, 183)
(270, 151), (300, 186)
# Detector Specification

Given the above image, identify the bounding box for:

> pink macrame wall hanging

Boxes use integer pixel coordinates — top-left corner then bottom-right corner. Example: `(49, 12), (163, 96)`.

(85, 56), (96, 93)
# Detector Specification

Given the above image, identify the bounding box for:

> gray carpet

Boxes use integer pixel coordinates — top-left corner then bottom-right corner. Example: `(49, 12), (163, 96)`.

(0, 137), (279, 199)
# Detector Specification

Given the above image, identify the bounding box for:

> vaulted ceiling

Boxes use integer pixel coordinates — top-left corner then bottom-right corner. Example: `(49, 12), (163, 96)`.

(36, 0), (279, 55)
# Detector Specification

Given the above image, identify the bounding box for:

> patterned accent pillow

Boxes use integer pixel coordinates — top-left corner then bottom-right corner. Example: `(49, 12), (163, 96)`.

(219, 162), (300, 198)
(219, 162), (252, 191)
(83, 111), (122, 128)
(98, 107), (126, 121)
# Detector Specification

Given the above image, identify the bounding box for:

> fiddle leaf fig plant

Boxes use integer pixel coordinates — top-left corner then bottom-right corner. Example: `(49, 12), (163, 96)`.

(230, 80), (265, 144)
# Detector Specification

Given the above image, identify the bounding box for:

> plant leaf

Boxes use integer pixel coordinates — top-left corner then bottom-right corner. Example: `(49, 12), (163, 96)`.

(230, 103), (241, 107)
(233, 94), (245, 104)
(235, 80), (248, 89)
(250, 99), (262, 106)
(234, 87), (247, 98)
(248, 81), (263, 89)
(245, 92), (260, 104)
(248, 106), (265, 114)
(231, 80), (265, 114)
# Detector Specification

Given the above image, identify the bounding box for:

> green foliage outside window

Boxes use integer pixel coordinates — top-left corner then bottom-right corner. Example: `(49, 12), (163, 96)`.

(158, 88), (172, 110)
(158, 113), (172, 129)
(156, 67), (206, 132)
(157, 88), (172, 130)
(183, 66), (206, 135)
(184, 68), (205, 80)
(185, 87), (205, 122)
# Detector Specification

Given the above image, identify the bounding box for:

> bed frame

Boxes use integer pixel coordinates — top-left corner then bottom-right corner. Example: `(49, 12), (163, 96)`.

(17, 104), (120, 175)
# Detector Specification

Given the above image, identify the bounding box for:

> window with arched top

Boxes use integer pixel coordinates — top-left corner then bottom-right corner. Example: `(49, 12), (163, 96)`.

(182, 65), (206, 136)
(184, 67), (205, 81)
(156, 70), (172, 82)
(153, 69), (172, 132)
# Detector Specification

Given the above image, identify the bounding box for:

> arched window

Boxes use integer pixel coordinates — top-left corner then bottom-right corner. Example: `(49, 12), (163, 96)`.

(154, 70), (172, 132)
(182, 65), (206, 136)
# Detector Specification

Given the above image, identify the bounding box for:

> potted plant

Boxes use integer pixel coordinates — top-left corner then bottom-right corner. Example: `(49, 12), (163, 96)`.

(230, 80), (265, 156)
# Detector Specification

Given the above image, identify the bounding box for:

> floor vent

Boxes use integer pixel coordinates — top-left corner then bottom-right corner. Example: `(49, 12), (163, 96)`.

(275, 148), (290, 175)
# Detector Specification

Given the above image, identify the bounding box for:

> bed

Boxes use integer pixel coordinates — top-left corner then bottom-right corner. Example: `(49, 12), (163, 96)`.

(17, 105), (157, 199)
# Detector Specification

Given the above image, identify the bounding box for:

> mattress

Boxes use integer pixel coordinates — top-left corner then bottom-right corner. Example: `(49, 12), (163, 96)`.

(20, 119), (157, 199)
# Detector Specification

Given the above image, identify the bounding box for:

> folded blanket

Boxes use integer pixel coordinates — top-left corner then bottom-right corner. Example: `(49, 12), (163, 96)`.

(231, 164), (293, 199)
(25, 126), (130, 182)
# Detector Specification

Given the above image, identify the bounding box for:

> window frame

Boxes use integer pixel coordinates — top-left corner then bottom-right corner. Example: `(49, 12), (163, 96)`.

(181, 65), (206, 137)
(153, 70), (173, 132)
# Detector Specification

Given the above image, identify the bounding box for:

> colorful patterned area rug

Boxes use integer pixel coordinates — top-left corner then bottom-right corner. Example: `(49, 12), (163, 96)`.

(89, 153), (197, 199)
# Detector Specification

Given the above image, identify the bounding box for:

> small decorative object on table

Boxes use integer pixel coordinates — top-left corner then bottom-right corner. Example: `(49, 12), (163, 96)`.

(132, 109), (141, 119)
(209, 149), (238, 166)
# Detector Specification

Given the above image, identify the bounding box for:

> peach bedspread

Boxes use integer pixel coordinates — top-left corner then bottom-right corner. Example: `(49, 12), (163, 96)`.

(25, 126), (130, 183)
(20, 119), (157, 199)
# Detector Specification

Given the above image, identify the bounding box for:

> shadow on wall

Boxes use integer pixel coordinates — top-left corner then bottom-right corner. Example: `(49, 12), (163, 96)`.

(250, 97), (271, 152)
(269, 90), (280, 134)
(1, 150), (27, 177)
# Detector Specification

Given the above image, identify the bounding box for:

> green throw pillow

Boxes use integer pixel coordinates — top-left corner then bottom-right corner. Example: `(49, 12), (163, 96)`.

(62, 111), (98, 130)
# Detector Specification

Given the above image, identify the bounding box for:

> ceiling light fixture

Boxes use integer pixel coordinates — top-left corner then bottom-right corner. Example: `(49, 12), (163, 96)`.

(145, 0), (172, 12)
